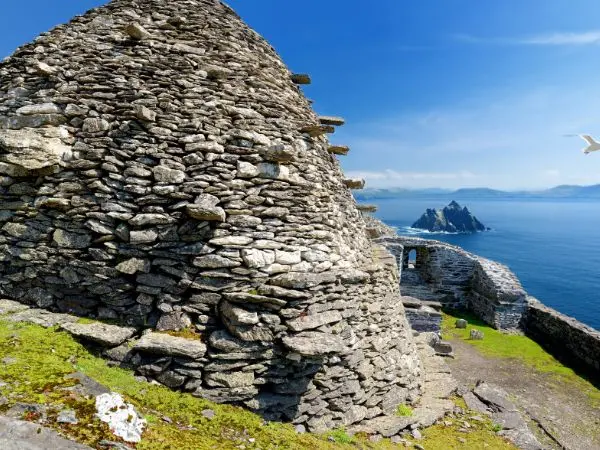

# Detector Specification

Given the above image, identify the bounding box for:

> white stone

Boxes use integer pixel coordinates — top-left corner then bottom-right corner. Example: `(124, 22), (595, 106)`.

(275, 250), (302, 265)
(95, 393), (146, 443)
(16, 103), (60, 115)
(153, 166), (185, 183)
(0, 129), (73, 173)
(209, 236), (253, 247)
(257, 162), (290, 180)
(237, 161), (259, 178)
(241, 248), (275, 269)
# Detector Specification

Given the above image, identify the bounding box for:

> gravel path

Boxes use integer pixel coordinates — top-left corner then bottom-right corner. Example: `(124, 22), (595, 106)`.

(446, 337), (600, 450)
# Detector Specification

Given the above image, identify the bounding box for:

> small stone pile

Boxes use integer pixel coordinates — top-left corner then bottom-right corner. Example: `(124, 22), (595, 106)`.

(0, 0), (421, 431)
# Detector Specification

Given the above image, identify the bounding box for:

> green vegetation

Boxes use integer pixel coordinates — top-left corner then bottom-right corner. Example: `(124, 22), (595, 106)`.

(160, 327), (203, 340)
(395, 404), (413, 417)
(415, 415), (516, 450)
(442, 310), (600, 406)
(326, 427), (355, 444)
(0, 318), (518, 449)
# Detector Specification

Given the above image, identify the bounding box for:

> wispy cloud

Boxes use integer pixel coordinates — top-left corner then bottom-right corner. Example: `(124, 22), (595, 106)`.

(345, 170), (479, 189)
(338, 84), (600, 190)
(454, 30), (600, 46)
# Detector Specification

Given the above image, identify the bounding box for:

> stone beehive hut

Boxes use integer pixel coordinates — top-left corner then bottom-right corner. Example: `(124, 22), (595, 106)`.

(0, 0), (421, 430)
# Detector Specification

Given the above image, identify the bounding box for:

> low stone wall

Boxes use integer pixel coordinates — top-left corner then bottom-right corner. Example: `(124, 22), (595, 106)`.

(524, 297), (600, 378)
(470, 258), (528, 329)
(375, 235), (528, 330)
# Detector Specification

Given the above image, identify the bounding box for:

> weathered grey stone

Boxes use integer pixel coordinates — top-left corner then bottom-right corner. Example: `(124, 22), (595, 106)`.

(271, 272), (336, 289)
(433, 341), (453, 354)
(319, 116), (345, 126)
(53, 229), (91, 249)
(134, 333), (206, 359)
(82, 118), (110, 133)
(343, 178), (365, 189)
(116, 258), (151, 275)
(282, 332), (344, 356)
(291, 73), (311, 84)
(205, 371), (254, 388)
(16, 103), (60, 116)
(241, 248), (275, 268)
(287, 311), (343, 332)
(153, 166), (185, 184)
(455, 319), (468, 329)
(470, 329), (484, 340)
(156, 311), (192, 331)
(209, 236), (253, 246)
(125, 22), (152, 40)
(473, 382), (517, 412)
(193, 255), (240, 269)
(129, 230), (158, 244)
(0, 129), (72, 174)
(259, 144), (295, 162)
(0, 416), (92, 450)
(0, 299), (30, 315)
(208, 329), (267, 353)
(61, 322), (137, 347)
(220, 301), (259, 326)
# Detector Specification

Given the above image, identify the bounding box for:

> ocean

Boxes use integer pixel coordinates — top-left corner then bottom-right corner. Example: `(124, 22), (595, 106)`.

(373, 198), (600, 331)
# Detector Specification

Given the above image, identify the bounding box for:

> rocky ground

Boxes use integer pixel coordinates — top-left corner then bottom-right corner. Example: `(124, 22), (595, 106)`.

(446, 328), (600, 450)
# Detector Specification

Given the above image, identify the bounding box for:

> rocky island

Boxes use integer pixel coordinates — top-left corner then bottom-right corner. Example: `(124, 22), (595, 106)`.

(412, 201), (487, 233)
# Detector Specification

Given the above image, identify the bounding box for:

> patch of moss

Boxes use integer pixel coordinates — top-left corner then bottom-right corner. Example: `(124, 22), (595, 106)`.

(0, 318), (522, 450)
(395, 404), (413, 417)
(442, 311), (600, 407)
(412, 413), (516, 450)
(159, 328), (203, 340)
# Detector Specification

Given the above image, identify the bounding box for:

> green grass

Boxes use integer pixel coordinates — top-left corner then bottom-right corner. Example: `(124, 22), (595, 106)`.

(442, 310), (600, 407)
(415, 415), (516, 450)
(326, 427), (355, 444)
(0, 317), (520, 449)
(395, 404), (413, 417)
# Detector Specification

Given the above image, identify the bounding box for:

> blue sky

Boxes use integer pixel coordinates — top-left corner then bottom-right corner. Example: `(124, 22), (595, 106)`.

(2, 1), (600, 189)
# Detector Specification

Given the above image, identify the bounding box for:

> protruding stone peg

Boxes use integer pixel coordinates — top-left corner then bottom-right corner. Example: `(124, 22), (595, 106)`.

(125, 23), (152, 40)
(328, 145), (349, 155)
(300, 125), (334, 137)
(344, 178), (365, 190)
(291, 74), (311, 85)
(357, 204), (378, 213)
(319, 116), (345, 127)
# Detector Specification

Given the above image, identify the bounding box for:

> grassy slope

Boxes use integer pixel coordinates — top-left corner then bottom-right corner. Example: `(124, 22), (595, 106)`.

(442, 311), (600, 407)
(0, 318), (517, 449)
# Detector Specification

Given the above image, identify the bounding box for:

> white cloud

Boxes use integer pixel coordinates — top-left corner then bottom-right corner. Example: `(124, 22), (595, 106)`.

(338, 84), (600, 190)
(345, 169), (478, 189)
(454, 30), (600, 46)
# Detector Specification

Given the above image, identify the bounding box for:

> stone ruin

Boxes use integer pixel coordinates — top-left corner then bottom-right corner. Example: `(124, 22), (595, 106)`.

(0, 0), (422, 431)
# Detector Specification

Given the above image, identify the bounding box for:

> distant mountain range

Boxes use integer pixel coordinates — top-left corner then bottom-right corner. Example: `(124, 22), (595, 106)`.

(354, 184), (600, 200)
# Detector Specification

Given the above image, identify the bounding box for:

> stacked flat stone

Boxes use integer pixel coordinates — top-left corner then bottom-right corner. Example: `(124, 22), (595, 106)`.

(0, 0), (421, 431)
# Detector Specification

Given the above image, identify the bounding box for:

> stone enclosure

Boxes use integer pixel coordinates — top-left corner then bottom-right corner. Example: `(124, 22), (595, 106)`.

(374, 232), (600, 380)
(0, 0), (424, 431)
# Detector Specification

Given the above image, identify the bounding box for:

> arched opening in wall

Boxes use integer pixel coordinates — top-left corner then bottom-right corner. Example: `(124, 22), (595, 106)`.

(408, 249), (417, 269)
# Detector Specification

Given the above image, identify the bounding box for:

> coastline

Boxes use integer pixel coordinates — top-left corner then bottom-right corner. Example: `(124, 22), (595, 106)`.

(365, 216), (600, 381)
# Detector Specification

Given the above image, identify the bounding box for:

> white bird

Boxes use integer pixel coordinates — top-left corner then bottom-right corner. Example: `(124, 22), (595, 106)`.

(579, 134), (600, 155)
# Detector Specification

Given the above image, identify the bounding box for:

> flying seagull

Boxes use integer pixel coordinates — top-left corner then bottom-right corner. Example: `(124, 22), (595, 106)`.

(579, 134), (600, 155)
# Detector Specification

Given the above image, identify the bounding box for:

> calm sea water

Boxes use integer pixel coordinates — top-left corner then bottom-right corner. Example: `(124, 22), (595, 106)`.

(374, 198), (600, 331)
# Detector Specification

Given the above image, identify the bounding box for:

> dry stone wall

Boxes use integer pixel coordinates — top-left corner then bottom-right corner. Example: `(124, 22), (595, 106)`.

(0, 0), (421, 430)
(375, 235), (528, 329)
(524, 297), (600, 378)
